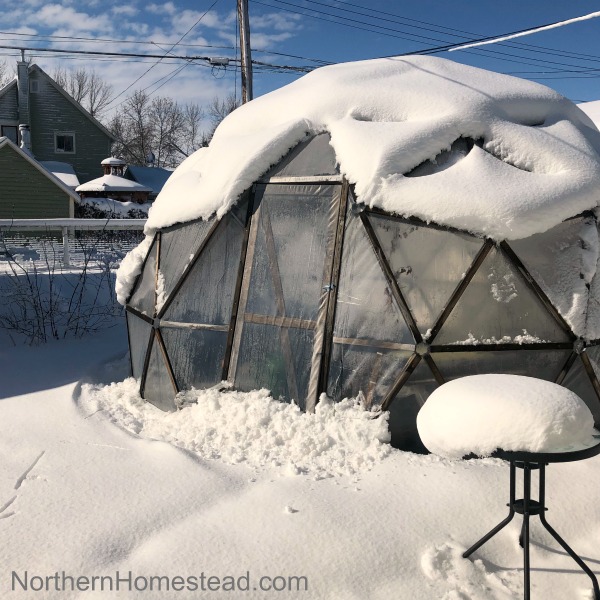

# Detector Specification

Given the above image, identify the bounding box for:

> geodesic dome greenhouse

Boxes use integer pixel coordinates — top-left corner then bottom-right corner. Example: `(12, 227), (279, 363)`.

(118, 56), (600, 451)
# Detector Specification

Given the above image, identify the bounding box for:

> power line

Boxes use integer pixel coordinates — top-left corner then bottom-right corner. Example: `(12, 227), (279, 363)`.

(104, 0), (224, 109)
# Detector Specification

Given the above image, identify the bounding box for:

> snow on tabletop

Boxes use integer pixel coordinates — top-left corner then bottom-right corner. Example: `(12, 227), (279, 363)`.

(79, 383), (391, 478)
(417, 374), (596, 459)
(147, 55), (600, 241)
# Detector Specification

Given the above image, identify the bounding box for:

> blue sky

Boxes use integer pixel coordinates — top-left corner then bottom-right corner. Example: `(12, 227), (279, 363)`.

(0, 0), (599, 119)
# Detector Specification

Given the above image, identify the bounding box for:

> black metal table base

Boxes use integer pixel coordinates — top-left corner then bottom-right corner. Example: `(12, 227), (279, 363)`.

(463, 460), (600, 600)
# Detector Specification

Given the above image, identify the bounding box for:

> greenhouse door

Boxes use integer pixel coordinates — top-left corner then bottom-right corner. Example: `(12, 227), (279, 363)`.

(228, 183), (343, 410)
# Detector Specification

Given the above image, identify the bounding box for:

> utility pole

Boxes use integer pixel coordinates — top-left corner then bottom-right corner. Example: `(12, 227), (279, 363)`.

(237, 0), (253, 103)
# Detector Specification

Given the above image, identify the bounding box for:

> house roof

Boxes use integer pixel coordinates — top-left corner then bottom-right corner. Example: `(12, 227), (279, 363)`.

(39, 161), (80, 188)
(76, 173), (152, 193)
(0, 136), (80, 201)
(0, 78), (16, 102)
(125, 165), (172, 194)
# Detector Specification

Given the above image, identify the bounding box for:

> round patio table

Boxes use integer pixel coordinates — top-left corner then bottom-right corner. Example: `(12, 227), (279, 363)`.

(463, 434), (600, 600)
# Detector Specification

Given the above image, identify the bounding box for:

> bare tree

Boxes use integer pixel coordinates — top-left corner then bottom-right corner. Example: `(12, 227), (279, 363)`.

(0, 59), (12, 88)
(110, 92), (208, 167)
(203, 93), (240, 145)
(52, 65), (113, 118)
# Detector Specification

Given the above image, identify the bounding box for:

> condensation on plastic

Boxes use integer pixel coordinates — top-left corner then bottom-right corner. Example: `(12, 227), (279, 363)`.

(327, 345), (413, 409)
(332, 208), (415, 346)
(128, 237), (158, 316)
(162, 213), (244, 324)
(235, 322), (314, 409)
(158, 217), (216, 303)
(368, 213), (485, 335)
(161, 327), (228, 391)
(233, 185), (338, 408)
(432, 349), (571, 383)
(244, 185), (334, 318)
(126, 311), (152, 381)
(435, 245), (572, 345)
(387, 358), (438, 452)
(261, 133), (339, 179)
(508, 216), (590, 329)
(143, 335), (177, 412)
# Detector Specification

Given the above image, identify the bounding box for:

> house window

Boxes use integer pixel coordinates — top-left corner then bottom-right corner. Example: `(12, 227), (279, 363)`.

(1, 125), (18, 144)
(29, 80), (39, 93)
(55, 132), (75, 154)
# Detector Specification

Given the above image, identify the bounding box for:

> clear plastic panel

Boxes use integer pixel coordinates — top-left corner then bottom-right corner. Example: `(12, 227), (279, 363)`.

(245, 184), (335, 319)
(234, 322), (314, 409)
(387, 358), (438, 452)
(435, 245), (571, 345)
(333, 209), (414, 345)
(161, 327), (228, 391)
(162, 214), (244, 324)
(561, 353), (600, 424)
(262, 133), (339, 179)
(368, 214), (484, 335)
(327, 344), (412, 409)
(126, 311), (152, 381)
(508, 216), (590, 337)
(433, 349), (571, 382)
(159, 217), (216, 303)
(128, 238), (157, 316)
(143, 334), (177, 412)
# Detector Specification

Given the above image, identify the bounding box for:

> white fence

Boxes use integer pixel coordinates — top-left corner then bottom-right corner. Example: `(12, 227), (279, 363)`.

(0, 218), (146, 267)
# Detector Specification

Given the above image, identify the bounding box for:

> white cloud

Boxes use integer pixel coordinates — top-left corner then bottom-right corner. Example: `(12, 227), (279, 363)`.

(148, 1), (176, 16)
(33, 5), (112, 33)
(111, 5), (138, 16)
(251, 12), (302, 32)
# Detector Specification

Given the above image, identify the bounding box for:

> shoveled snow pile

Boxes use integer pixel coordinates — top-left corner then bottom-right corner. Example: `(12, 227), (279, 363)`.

(417, 374), (597, 459)
(79, 380), (392, 477)
(148, 55), (600, 240)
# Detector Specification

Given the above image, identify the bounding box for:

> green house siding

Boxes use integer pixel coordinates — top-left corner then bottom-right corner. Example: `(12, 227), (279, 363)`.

(0, 145), (72, 218)
(0, 83), (18, 121)
(29, 70), (112, 184)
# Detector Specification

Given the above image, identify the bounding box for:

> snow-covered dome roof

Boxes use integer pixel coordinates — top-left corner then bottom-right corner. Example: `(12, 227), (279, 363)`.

(148, 55), (600, 241)
(76, 174), (152, 193)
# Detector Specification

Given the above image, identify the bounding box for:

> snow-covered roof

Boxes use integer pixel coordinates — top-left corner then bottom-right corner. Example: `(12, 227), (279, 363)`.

(579, 100), (600, 130)
(148, 56), (600, 241)
(101, 156), (126, 166)
(125, 165), (173, 194)
(76, 174), (152, 193)
(39, 161), (80, 189)
(0, 137), (79, 201)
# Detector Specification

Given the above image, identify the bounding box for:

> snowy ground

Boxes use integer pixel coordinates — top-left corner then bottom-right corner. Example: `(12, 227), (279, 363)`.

(1, 321), (600, 599)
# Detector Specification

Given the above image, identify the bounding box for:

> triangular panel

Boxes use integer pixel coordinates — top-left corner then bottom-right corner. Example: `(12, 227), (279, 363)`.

(333, 211), (415, 346)
(159, 217), (216, 304)
(126, 311), (152, 381)
(508, 216), (591, 338)
(162, 214), (244, 324)
(142, 333), (177, 412)
(435, 245), (571, 345)
(368, 213), (485, 335)
(128, 238), (158, 316)
(561, 351), (600, 424)
(433, 349), (572, 383)
(161, 327), (228, 392)
(386, 358), (439, 452)
(327, 344), (413, 409)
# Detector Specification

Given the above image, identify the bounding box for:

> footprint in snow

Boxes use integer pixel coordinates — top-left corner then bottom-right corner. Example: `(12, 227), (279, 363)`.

(421, 541), (521, 600)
